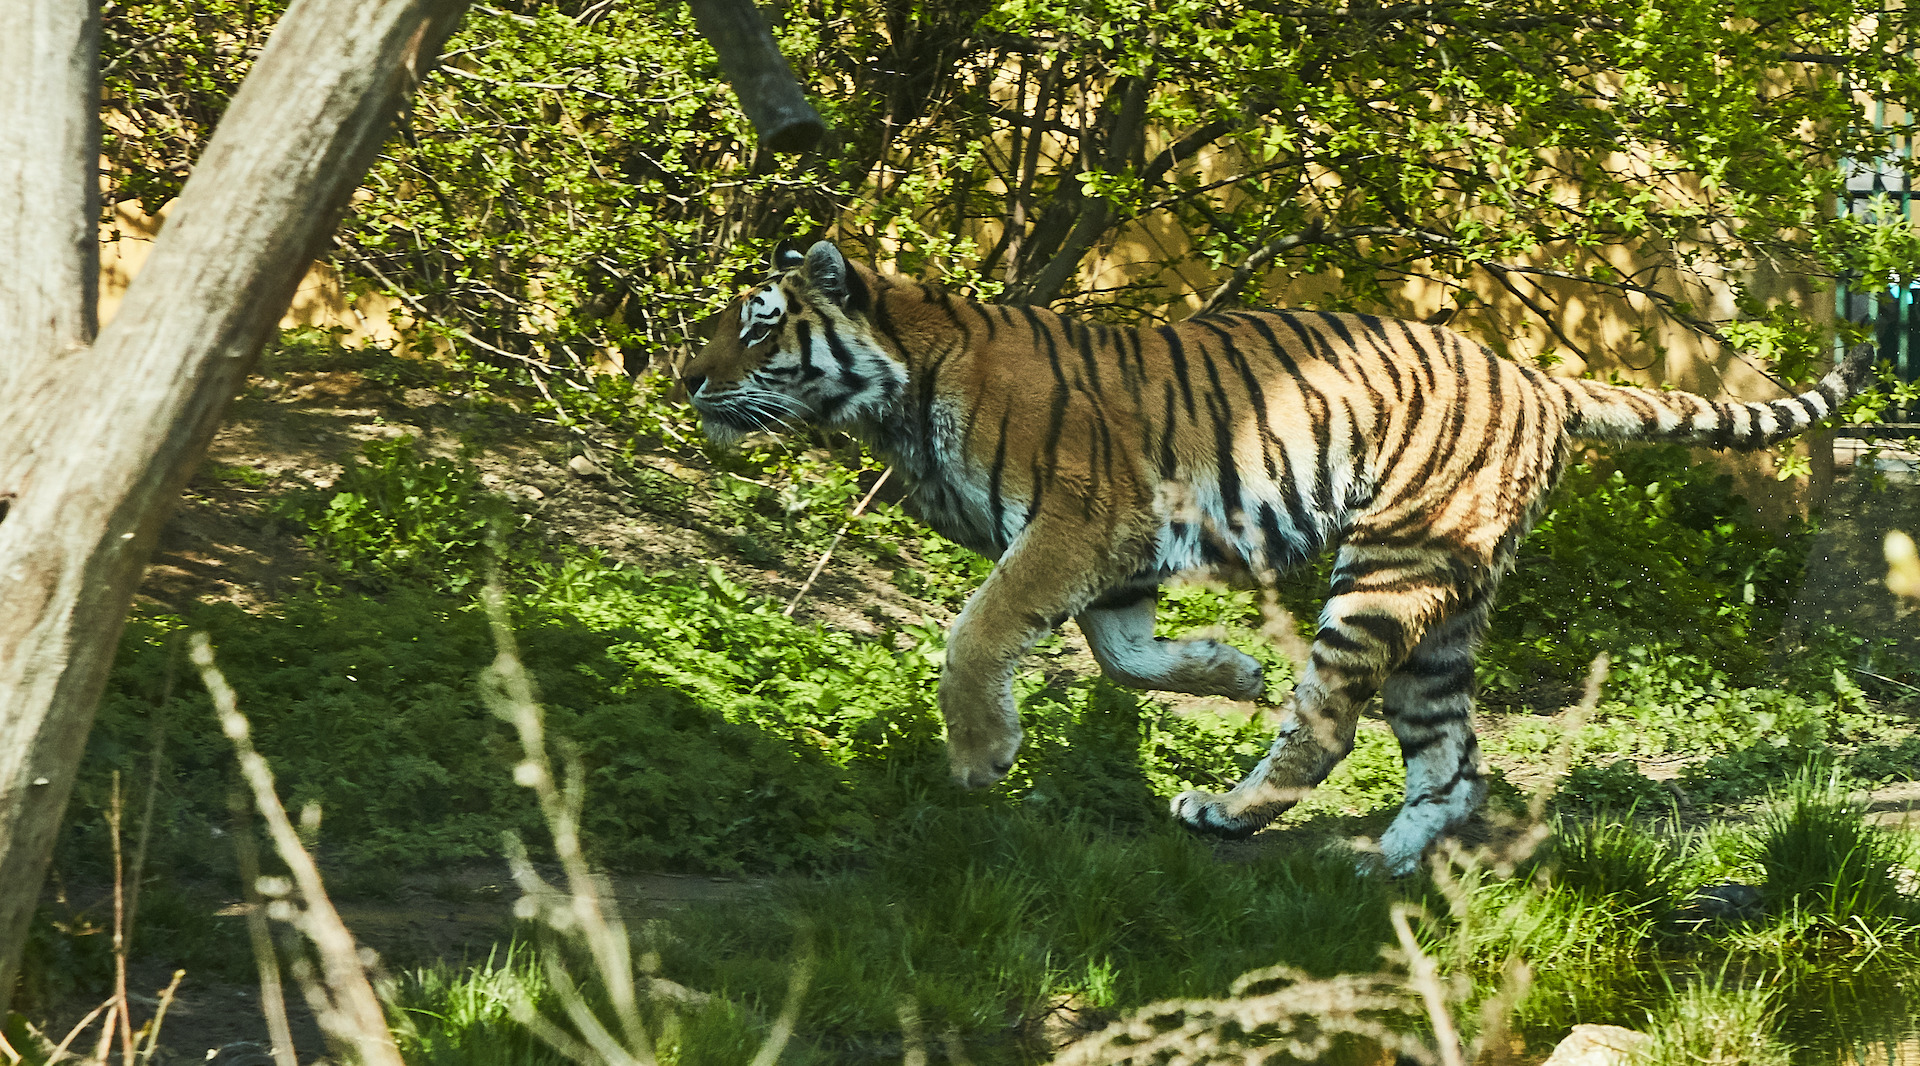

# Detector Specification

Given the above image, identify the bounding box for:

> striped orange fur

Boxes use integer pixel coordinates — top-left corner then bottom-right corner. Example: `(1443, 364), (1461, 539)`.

(682, 240), (1874, 874)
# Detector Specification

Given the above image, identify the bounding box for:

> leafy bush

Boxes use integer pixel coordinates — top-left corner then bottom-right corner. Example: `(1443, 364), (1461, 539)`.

(272, 435), (514, 591)
(1482, 445), (1809, 703)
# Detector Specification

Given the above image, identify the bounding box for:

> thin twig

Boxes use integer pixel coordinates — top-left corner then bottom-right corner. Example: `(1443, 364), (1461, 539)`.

(194, 635), (404, 1066)
(137, 971), (185, 1066)
(110, 774), (135, 1066)
(1391, 905), (1466, 1066)
(46, 999), (112, 1064)
(784, 467), (892, 618)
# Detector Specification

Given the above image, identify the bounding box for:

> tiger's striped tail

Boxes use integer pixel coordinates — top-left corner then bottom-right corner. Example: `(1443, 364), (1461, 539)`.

(1562, 344), (1876, 449)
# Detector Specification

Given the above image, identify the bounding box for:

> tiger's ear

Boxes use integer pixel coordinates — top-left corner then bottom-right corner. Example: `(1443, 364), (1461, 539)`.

(771, 240), (807, 272)
(803, 240), (870, 314)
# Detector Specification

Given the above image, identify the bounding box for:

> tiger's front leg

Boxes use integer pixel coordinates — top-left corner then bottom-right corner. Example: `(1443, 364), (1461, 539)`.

(1077, 587), (1264, 700)
(941, 520), (1134, 789)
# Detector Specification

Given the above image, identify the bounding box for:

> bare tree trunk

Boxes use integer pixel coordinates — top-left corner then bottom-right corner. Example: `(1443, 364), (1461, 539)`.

(0, 0), (99, 388)
(0, 0), (471, 1015)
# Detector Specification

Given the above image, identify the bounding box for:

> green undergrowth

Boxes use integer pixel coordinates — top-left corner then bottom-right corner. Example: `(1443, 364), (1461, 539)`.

(66, 553), (1281, 882)
(384, 778), (1920, 1063)
(35, 340), (1920, 1057)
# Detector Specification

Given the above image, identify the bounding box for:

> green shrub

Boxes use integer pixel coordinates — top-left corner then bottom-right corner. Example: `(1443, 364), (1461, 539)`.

(1482, 445), (1809, 703)
(272, 435), (514, 591)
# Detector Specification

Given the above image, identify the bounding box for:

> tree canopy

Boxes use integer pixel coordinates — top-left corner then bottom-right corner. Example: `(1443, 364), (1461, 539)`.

(106, 0), (1920, 386)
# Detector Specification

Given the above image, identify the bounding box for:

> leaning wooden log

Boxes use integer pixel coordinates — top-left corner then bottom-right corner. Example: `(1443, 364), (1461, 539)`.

(686, 0), (827, 153)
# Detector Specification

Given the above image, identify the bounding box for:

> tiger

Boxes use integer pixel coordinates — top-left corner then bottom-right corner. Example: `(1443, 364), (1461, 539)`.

(680, 239), (1874, 875)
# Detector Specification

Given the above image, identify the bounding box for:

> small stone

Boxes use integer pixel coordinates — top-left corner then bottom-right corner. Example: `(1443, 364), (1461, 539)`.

(568, 454), (606, 478)
(1540, 1024), (1652, 1066)
(1675, 882), (1764, 925)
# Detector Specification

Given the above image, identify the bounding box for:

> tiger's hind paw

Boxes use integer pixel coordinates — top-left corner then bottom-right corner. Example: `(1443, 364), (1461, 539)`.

(1170, 789), (1268, 840)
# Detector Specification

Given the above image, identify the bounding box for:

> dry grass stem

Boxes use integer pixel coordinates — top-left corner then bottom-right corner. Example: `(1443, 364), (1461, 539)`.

(108, 775), (135, 1066)
(745, 955), (812, 1066)
(1390, 905), (1466, 1066)
(1046, 963), (1434, 1066)
(482, 579), (816, 1066)
(784, 466), (892, 617)
(191, 633), (403, 1066)
(1886, 530), (1920, 601)
(229, 791), (299, 1066)
(481, 583), (655, 1066)
(136, 972), (184, 1066)
(898, 1000), (928, 1066)
(1257, 587), (1312, 681)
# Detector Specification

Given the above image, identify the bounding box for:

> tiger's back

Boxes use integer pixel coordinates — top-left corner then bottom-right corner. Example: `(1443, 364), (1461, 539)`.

(683, 241), (1871, 874)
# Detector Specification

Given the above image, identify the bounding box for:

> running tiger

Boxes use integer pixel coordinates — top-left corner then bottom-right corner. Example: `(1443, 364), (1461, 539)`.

(681, 240), (1874, 874)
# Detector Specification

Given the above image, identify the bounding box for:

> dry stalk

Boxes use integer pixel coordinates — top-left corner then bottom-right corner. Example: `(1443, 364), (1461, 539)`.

(191, 634), (404, 1066)
(135, 971), (183, 1066)
(1390, 905), (1466, 1066)
(229, 790), (299, 1066)
(480, 583), (653, 1066)
(479, 581), (811, 1066)
(108, 774), (134, 1066)
(1256, 586), (1312, 682)
(1046, 962), (1435, 1066)
(784, 466), (892, 617)
(898, 1001), (927, 1066)
(1887, 530), (1920, 602)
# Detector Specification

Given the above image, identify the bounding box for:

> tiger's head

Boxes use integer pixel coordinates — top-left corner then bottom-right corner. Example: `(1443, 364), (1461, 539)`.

(682, 240), (906, 445)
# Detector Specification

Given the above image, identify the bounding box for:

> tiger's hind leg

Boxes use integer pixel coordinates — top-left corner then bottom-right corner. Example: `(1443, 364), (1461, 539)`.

(1169, 544), (1475, 847)
(1373, 592), (1494, 875)
(1077, 586), (1264, 700)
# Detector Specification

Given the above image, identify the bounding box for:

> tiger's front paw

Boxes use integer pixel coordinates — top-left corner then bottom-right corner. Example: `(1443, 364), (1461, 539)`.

(947, 726), (1023, 790)
(1203, 642), (1265, 701)
(1170, 789), (1266, 839)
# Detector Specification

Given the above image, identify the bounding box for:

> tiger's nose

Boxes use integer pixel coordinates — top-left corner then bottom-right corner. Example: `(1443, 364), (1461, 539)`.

(683, 374), (707, 397)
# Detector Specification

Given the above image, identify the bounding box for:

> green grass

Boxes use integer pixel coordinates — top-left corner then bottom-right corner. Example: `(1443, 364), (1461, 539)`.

(661, 809), (1402, 1041)
(385, 809), (1408, 1061)
(32, 359), (1920, 1060)
(1635, 981), (1791, 1066)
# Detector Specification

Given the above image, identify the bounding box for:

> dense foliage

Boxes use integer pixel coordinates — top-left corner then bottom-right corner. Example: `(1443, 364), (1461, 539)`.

(105, 0), (1920, 387)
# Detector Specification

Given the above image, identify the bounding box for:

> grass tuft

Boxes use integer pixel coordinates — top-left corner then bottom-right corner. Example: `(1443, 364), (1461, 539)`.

(1746, 772), (1913, 924)
(1633, 981), (1791, 1066)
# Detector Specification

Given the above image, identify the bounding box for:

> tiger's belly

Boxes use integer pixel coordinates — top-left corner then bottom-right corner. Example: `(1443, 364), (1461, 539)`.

(1147, 470), (1341, 578)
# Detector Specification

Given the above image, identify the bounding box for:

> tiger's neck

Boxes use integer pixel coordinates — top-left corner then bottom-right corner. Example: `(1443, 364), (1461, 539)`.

(848, 279), (970, 476)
